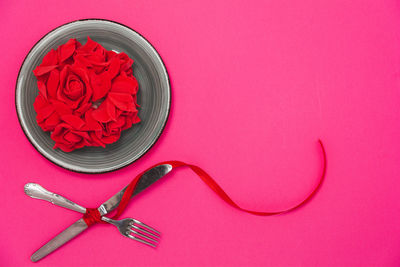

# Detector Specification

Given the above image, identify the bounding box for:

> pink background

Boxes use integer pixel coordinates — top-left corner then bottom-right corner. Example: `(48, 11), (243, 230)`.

(1, 0), (400, 266)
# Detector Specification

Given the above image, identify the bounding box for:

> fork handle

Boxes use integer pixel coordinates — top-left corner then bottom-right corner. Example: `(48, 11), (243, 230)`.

(24, 183), (86, 214)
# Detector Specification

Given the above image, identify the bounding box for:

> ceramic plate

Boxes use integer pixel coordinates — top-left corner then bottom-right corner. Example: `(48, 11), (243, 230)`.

(16, 19), (170, 173)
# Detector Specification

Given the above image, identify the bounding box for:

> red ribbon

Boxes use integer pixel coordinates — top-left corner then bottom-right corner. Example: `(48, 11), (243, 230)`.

(82, 208), (102, 226)
(83, 140), (327, 225)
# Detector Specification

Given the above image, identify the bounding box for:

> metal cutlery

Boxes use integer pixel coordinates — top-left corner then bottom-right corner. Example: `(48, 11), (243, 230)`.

(26, 163), (173, 262)
(25, 183), (161, 247)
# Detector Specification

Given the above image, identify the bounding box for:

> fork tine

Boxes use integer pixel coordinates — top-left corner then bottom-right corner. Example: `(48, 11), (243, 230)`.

(131, 224), (160, 239)
(132, 219), (161, 235)
(126, 234), (157, 247)
(128, 229), (159, 243)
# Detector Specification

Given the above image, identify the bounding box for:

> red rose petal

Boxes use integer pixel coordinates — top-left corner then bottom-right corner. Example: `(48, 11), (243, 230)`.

(78, 36), (98, 53)
(91, 49), (106, 65)
(33, 65), (57, 77)
(52, 100), (73, 115)
(33, 94), (48, 110)
(41, 49), (58, 66)
(71, 131), (91, 147)
(108, 115), (126, 129)
(106, 50), (117, 60)
(89, 131), (106, 147)
(54, 123), (71, 133)
(83, 110), (102, 131)
(108, 92), (135, 112)
(58, 39), (78, 63)
(60, 114), (85, 129)
(91, 98), (116, 123)
(93, 43), (106, 56)
(133, 94), (140, 107)
(101, 132), (121, 144)
(74, 102), (92, 116)
(36, 105), (55, 122)
(53, 143), (75, 152)
(59, 64), (68, 83)
(51, 124), (70, 147)
(132, 113), (141, 123)
(122, 116), (132, 130)
(91, 72), (111, 101)
(91, 108), (109, 123)
(70, 66), (90, 83)
(64, 132), (82, 143)
(107, 57), (120, 79)
(93, 65), (106, 74)
(87, 54), (105, 65)
(37, 80), (47, 99)
(76, 41), (82, 50)
(73, 54), (92, 68)
(44, 112), (61, 130)
(125, 68), (133, 76)
(72, 130), (90, 138)
(46, 69), (60, 99)
(111, 72), (138, 94)
(118, 52), (134, 72)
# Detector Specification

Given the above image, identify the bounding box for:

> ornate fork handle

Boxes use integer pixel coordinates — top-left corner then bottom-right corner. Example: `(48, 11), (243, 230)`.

(24, 183), (86, 214)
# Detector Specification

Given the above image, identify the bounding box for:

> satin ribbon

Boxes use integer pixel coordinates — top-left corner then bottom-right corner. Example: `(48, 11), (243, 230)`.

(83, 140), (326, 226)
(83, 208), (102, 226)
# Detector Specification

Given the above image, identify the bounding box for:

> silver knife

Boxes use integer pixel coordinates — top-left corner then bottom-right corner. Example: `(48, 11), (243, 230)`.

(28, 164), (173, 262)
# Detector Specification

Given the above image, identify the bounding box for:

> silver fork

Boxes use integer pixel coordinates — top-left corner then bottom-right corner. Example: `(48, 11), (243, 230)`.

(24, 183), (160, 247)
(101, 217), (159, 246)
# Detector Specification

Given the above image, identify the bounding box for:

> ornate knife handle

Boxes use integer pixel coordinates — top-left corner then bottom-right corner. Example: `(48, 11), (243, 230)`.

(24, 183), (86, 214)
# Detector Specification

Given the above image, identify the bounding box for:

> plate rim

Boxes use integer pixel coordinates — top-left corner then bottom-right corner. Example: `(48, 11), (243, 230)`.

(15, 18), (171, 174)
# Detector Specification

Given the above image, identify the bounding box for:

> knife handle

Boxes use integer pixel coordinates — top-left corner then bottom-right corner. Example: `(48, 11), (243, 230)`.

(24, 183), (86, 214)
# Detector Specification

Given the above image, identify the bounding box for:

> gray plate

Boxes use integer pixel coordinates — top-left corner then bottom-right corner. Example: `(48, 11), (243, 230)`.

(15, 19), (171, 173)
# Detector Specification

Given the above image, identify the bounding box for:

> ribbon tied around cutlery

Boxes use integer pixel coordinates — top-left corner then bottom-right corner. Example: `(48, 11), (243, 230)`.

(82, 140), (327, 226)
(82, 208), (103, 226)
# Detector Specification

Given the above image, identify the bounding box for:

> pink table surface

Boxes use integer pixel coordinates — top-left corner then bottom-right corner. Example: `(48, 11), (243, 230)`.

(1, 0), (400, 266)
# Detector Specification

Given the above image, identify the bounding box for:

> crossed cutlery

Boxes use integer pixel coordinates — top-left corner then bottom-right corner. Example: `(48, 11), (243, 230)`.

(25, 183), (161, 247)
(24, 164), (173, 262)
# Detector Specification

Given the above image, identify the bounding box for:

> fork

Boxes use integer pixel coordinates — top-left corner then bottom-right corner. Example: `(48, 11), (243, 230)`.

(24, 183), (160, 247)
(101, 216), (159, 246)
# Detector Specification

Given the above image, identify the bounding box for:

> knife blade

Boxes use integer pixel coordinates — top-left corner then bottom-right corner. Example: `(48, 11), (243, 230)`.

(31, 164), (173, 262)
(98, 164), (173, 215)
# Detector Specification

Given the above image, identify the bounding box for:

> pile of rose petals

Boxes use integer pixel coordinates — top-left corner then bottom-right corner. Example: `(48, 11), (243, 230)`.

(33, 37), (140, 152)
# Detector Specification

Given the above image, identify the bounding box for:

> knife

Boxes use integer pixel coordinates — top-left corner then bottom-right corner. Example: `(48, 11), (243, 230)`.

(27, 164), (173, 262)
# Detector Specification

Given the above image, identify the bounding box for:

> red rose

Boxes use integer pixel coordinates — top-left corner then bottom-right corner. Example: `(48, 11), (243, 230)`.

(33, 37), (140, 152)
(58, 65), (93, 112)
(51, 121), (91, 152)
